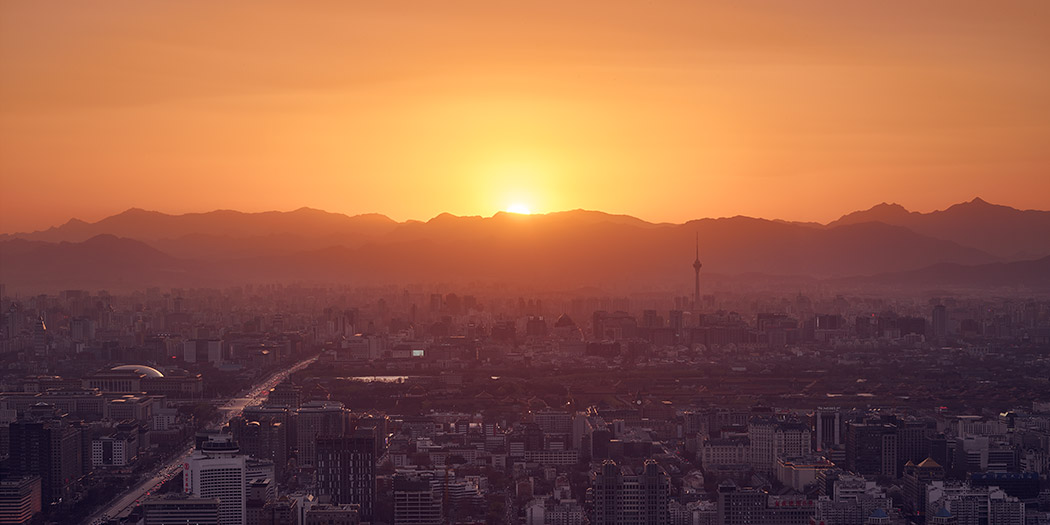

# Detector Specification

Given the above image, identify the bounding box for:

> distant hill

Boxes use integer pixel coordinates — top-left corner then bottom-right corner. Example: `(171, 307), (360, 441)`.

(3, 207), (398, 245)
(0, 235), (196, 291)
(828, 197), (1050, 259)
(2, 199), (1047, 292)
(207, 217), (993, 288)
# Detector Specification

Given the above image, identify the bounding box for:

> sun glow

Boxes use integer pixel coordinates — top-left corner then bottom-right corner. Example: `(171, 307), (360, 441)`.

(506, 203), (532, 215)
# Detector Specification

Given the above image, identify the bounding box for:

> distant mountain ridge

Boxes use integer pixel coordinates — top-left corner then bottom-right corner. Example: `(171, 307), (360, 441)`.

(828, 197), (1050, 259)
(5, 207), (399, 244)
(1, 199), (1048, 292)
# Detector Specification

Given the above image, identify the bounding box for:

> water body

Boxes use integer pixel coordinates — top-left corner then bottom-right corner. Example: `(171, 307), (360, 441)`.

(335, 376), (410, 383)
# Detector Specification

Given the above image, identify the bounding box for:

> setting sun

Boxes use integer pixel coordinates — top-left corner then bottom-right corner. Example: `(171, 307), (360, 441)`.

(506, 204), (531, 215)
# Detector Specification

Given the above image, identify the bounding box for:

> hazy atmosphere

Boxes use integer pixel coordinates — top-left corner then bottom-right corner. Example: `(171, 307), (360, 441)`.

(2, 4), (1049, 525)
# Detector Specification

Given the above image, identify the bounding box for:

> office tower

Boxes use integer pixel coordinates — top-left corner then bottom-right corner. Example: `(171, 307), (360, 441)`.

(897, 417), (936, 473)
(184, 434), (247, 525)
(142, 494), (220, 525)
(7, 412), (83, 505)
(591, 460), (670, 525)
(246, 477), (276, 525)
(230, 416), (288, 476)
(903, 458), (945, 521)
(31, 318), (47, 357)
(668, 309), (684, 338)
(534, 410), (573, 443)
(0, 476), (41, 524)
(748, 416), (812, 474)
(814, 408), (842, 452)
(932, 304), (947, 342)
(183, 339), (223, 365)
(91, 431), (138, 468)
(242, 404), (293, 462)
(266, 382), (303, 410)
(717, 482), (765, 525)
(69, 317), (96, 341)
(315, 430), (376, 521)
(393, 474), (441, 525)
(845, 421), (898, 477)
(295, 401), (348, 467)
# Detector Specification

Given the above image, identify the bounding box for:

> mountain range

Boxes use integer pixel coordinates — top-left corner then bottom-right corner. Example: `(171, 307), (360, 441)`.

(2, 198), (1049, 293)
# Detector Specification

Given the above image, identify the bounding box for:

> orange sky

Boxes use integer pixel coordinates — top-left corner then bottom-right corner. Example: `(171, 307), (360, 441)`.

(2, 1), (1049, 233)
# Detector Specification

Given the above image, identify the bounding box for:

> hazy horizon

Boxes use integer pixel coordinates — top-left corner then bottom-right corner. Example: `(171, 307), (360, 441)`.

(5, 196), (1049, 236)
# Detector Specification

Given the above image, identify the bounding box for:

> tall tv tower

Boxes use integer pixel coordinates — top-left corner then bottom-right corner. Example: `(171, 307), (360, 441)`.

(692, 233), (702, 309)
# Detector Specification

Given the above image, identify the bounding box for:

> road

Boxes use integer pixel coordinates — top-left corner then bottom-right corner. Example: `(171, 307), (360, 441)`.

(84, 354), (319, 525)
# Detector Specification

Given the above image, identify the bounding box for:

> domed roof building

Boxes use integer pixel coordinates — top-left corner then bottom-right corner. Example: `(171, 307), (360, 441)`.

(551, 313), (584, 342)
(110, 364), (165, 378)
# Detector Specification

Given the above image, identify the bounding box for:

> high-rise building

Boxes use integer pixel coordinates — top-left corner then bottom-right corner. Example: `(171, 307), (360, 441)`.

(845, 421), (898, 477)
(142, 494), (220, 525)
(534, 410), (573, 435)
(315, 430), (376, 521)
(591, 460), (669, 525)
(183, 339), (223, 365)
(266, 382), (303, 410)
(932, 304), (948, 343)
(295, 401), (349, 467)
(0, 476), (41, 524)
(814, 408), (842, 452)
(717, 482), (765, 525)
(184, 434), (247, 525)
(393, 474), (441, 525)
(230, 416), (288, 476)
(896, 417), (936, 474)
(748, 416), (812, 474)
(91, 432), (138, 468)
(246, 477), (276, 525)
(903, 458), (945, 521)
(31, 318), (47, 357)
(7, 411), (83, 505)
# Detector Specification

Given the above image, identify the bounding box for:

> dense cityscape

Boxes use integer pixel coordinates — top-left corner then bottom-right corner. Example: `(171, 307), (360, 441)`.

(1, 274), (1049, 524)
(4, 2), (1050, 524)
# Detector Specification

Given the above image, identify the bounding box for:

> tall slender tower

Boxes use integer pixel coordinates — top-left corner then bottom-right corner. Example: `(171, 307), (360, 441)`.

(692, 234), (702, 309)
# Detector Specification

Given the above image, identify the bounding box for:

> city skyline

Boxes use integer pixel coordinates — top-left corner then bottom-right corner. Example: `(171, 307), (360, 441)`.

(2, 3), (1049, 525)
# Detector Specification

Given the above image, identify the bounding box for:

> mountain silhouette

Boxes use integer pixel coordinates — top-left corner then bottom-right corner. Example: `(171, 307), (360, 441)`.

(2, 199), (1047, 292)
(0, 235), (196, 291)
(5, 207), (398, 245)
(828, 197), (1050, 258)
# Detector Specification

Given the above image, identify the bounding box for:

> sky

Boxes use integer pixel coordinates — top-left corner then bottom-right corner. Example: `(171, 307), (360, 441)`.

(1, 1), (1049, 233)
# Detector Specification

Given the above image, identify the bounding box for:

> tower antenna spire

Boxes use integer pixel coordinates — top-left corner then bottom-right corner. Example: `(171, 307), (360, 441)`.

(692, 233), (702, 310)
